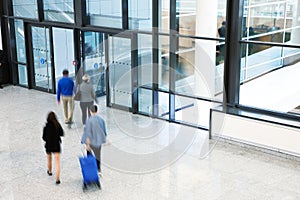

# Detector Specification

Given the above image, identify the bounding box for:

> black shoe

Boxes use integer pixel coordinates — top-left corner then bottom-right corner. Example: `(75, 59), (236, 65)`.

(0, 85), (3, 89)
(47, 170), (52, 176)
(56, 180), (61, 184)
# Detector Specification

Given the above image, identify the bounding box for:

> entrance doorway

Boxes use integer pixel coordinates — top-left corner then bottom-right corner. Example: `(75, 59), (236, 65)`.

(29, 25), (75, 93)
(31, 26), (53, 91)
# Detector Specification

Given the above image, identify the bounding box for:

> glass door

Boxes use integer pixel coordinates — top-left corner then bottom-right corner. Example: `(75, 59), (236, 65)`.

(31, 26), (53, 91)
(52, 28), (75, 85)
(83, 32), (106, 97)
(108, 35), (132, 110)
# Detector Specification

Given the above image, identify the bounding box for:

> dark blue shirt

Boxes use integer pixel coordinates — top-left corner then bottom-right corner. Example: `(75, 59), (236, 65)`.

(57, 76), (74, 101)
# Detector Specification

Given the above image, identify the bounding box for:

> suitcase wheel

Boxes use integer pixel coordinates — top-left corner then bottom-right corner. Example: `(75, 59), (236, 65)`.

(96, 181), (101, 190)
(83, 183), (87, 191)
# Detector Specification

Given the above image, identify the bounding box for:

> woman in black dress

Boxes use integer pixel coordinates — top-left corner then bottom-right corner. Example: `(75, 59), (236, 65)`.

(42, 111), (64, 184)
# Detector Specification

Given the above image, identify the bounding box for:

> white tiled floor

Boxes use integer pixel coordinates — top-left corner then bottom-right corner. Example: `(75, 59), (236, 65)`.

(1, 86), (300, 200)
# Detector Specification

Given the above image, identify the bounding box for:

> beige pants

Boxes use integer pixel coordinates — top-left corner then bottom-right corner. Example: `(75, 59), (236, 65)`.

(62, 96), (74, 123)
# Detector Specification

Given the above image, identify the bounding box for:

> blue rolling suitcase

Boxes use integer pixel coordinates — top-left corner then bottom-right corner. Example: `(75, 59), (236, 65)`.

(79, 154), (101, 191)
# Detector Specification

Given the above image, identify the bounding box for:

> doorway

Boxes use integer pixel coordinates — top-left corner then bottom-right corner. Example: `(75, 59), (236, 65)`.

(31, 26), (53, 91)
(29, 25), (75, 93)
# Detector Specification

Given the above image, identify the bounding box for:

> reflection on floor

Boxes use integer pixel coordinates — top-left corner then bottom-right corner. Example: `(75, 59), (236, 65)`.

(1, 86), (300, 199)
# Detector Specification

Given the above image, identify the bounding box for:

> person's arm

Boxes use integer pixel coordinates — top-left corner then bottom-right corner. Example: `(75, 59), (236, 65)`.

(59, 124), (64, 137)
(42, 126), (47, 141)
(72, 81), (76, 95)
(103, 120), (107, 137)
(57, 81), (61, 103)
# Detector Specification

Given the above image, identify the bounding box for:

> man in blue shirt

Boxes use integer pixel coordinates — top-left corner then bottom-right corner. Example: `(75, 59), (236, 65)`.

(57, 69), (75, 124)
(81, 105), (107, 176)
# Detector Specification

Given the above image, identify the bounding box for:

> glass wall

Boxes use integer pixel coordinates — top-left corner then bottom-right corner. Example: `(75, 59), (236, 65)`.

(129, 0), (152, 30)
(12, 0), (38, 19)
(15, 20), (26, 63)
(86, 0), (122, 28)
(43, 0), (74, 23)
(3, 0), (300, 133)
(240, 0), (300, 115)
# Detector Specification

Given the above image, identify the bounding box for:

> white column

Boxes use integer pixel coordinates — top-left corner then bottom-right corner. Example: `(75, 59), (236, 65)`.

(194, 0), (218, 97)
(194, 1), (218, 125)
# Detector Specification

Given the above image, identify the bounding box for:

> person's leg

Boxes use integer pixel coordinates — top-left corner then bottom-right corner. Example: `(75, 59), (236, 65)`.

(87, 101), (94, 118)
(68, 97), (74, 123)
(61, 96), (68, 123)
(47, 153), (52, 174)
(80, 102), (86, 124)
(91, 146), (101, 172)
(54, 153), (61, 183)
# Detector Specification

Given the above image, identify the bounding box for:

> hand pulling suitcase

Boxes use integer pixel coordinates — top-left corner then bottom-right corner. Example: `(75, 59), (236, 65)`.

(79, 154), (101, 191)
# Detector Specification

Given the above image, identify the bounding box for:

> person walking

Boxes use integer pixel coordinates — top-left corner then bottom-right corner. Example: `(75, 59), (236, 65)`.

(57, 69), (75, 124)
(81, 105), (107, 176)
(218, 21), (226, 59)
(79, 74), (96, 125)
(0, 50), (6, 89)
(42, 111), (64, 184)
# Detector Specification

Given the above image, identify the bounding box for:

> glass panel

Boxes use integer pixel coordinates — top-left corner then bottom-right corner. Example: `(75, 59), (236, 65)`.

(175, 96), (218, 127)
(84, 32), (106, 97)
(138, 34), (152, 89)
(243, 0), (300, 45)
(109, 36), (132, 108)
(87, 0), (122, 28)
(32, 27), (52, 90)
(176, 38), (223, 101)
(159, 35), (169, 90)
(129, 0), (152, 30)
(53, 28), (75, 84)
(160, 0), (170, 33)
(14, 20), (26, 63)
(18, 64), (28, 86)
(138, 88), (152, 114)
(175, 0), (227, 37)
(158, 91), (169, 119)
(43, 0), (74, 23)
(12, 0), (38, 19)
(240, 43), (283, 83)
(138, 34), (152, 114)
(177, 0), (196, 36)
(239, 46), (300, 113)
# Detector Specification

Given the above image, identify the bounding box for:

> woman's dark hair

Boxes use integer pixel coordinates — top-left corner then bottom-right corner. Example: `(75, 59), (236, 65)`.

(47, 111), (61, 130)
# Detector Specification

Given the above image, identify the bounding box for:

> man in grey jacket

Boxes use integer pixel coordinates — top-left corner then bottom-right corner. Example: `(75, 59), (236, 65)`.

(82, 105), (107, 175)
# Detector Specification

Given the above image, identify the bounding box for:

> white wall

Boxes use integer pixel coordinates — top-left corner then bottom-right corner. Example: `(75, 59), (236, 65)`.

(211, 110), (300, 156)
